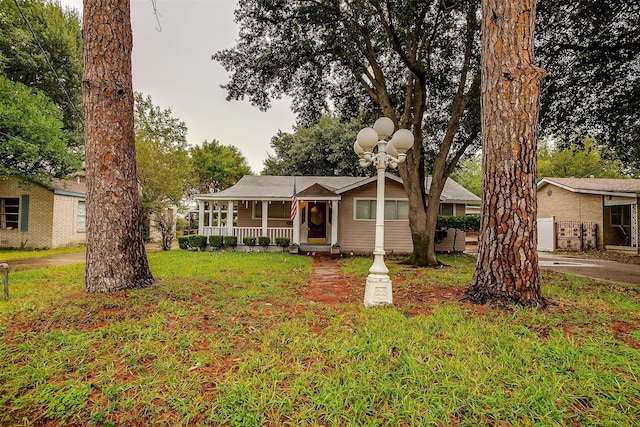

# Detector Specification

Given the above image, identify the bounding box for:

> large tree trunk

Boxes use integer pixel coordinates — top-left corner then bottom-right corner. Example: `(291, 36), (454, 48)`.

(82, 0), (154, 292)
(463, 0), (546, 306)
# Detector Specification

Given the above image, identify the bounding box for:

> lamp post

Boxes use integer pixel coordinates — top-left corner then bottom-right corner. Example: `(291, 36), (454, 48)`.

(354, 117), (414, 307)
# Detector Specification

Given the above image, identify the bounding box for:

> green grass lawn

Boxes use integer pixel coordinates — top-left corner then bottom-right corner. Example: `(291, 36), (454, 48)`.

(0, 250), (639, 426)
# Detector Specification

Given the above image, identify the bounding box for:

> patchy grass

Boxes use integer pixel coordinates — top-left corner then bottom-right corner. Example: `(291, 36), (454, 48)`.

(1, 251), (639, 426)
(0, 246), (86, 261)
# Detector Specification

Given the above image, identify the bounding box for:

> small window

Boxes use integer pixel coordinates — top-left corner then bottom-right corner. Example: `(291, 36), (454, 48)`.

(77, 201), (86, 232)
(0, 198), (19, 229)
(356, 200), (376, 220)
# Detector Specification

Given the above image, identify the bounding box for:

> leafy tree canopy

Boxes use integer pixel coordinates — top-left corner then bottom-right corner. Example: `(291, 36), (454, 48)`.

(450, 154), (482, 198)
(190, 139), (252, 194)
(537, 0), (640, 170)
(134, 93), (192, 211)
(0, 75), (81, 181)
(0, 0), (83, 148)
(262, 114), (370, 177)
(537, 138), (627, 180)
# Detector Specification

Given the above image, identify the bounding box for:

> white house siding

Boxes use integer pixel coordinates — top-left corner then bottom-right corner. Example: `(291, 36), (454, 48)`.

(51, 195), (85, 248)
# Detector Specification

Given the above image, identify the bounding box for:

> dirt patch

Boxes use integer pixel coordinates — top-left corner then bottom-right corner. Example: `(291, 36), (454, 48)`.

(302, 256), (358, 304)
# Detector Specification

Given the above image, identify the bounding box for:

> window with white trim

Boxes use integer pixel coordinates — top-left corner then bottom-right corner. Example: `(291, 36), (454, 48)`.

(355, 199), (409, 220)
(0, 198), (19, 229)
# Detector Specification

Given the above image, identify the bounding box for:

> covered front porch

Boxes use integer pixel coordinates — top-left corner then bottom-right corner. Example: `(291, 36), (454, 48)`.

(197, 197), (340, 247)
(604, 196), (640, 254)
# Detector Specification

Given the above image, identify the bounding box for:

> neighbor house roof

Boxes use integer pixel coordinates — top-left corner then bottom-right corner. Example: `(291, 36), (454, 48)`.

(538, 177), (640, 197)
(196, 174), (481, 204)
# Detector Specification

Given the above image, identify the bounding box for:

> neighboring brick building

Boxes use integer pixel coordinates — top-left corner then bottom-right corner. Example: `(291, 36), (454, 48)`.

(0, 176), (86, 249)
(537, 177), (640, 253)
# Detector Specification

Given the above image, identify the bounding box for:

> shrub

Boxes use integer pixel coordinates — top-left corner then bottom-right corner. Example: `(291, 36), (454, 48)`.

(188, 234), (208, 251)
(243, 237), (257, 247)
(178, 236), (190, 250)
(209, 235), (224, 249)
(223, 235), (237, 249)
(258, 236), (271, 250)
(275, 237), (290, 251)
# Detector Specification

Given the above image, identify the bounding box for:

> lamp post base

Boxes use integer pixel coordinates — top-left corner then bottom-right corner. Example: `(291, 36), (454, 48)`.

(364, 273), (393, 307)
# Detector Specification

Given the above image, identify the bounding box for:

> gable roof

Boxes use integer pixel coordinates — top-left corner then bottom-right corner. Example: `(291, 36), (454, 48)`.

(538, 177), (640, 197)
(196, 174), (481, 204)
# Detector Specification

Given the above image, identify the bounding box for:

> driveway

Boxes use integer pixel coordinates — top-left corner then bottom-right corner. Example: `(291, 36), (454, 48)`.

(538, 252), (640, 285)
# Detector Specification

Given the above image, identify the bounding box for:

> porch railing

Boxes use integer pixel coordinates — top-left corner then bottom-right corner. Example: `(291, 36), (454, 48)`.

(202, 226), (293, 243)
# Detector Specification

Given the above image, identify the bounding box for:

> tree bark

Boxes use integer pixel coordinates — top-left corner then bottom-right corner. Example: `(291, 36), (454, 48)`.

(82, 0), (154, 292)
(463, 0), (546, 307)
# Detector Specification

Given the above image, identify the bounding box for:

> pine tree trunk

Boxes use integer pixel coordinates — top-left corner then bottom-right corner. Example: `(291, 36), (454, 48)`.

(463, 0), (545, 307)
(82, 0), (154, 292)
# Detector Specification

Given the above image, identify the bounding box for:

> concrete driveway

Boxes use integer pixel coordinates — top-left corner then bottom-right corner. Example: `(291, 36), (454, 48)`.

(538, 252), (640, 285)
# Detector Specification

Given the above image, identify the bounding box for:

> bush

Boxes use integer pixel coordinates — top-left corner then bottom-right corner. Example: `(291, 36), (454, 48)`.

(188, 234), (208, 251)
(243, 237), (257, 247)
(275, 237), (290, 250)
(258, 236), (271, 250)
(209, 235), (224, 249)
(223, 235), (237, 248)
(178, 236), (190, 250)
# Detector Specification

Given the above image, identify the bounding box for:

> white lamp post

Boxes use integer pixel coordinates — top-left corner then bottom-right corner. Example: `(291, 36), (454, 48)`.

(354, 117), (414, 307)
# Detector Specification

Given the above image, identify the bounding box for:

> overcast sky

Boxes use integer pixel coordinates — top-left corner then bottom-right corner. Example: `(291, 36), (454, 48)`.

(59, 0), (297, 173)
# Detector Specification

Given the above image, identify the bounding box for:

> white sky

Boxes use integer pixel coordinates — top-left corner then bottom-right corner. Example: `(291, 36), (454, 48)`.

(59, 0), (297, 173)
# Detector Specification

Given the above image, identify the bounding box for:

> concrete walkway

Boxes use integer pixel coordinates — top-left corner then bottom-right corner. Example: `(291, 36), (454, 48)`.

(538, 252), (640, 285)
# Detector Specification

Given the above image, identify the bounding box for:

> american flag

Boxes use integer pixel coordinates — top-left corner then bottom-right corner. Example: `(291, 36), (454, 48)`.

(290, 180), (297, 221)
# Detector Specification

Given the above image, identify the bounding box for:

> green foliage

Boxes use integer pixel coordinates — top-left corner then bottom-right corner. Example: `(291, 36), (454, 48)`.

(177, 236), (190, 250)
(0, 0), (83, 148)
(243, 237), (257, 247)
(0, 75), (81, 181)
(275, 237), (290, 249)
(437, 215), (481, 232)
(257, 236), (270, 248)
(223, 235), (238, 248)
(208, 235), (224, 249)
(537, 139), (626, 180)
(190, 139), (252, 194)
(187, 235), (207, 251)
(537, 0), (640, 171)
(262, 114), (369, 177)
(450, 155), (482, 197)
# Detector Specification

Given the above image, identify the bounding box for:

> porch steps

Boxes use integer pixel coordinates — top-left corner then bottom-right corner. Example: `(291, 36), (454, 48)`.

(300, 245), (332, 253)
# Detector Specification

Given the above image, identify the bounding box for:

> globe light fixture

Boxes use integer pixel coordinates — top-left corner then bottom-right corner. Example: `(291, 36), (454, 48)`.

(354, 117), (414, 307)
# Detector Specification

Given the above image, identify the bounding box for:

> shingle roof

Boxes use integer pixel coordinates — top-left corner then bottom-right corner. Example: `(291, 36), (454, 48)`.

(47, 178), (86, 197)
(538, 177), (640, 196)
(197, 174), (481, 204)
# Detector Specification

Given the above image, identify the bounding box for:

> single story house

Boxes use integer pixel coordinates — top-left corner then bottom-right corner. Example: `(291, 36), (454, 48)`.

(194, 174), (480, 254)
(0, 176), (86, 249)
(537, 177), (640, 253)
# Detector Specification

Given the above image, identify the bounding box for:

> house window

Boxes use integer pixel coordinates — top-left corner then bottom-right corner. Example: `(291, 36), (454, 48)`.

(355, 199), (409, 220)
(610, 205), (630, 226)
(254, 201), (292, 219)
(0, 198), (19, 230)
(77, 201), (86, 232)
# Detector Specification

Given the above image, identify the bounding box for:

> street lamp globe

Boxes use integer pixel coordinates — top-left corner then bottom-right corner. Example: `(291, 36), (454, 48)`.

(373, 117), (395, 139)
(356, 127), (378, 152)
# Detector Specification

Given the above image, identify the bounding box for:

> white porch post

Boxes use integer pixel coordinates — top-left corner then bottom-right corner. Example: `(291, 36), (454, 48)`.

(227, 201), (234, 237)
(293, 200), (301, 245)
(632, 201), (638, 248)
(198, 200), (204, 235)
(261, 202), (268, 236)
(331, 200), (339, 246)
